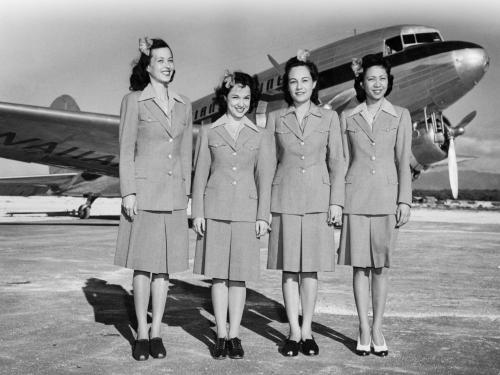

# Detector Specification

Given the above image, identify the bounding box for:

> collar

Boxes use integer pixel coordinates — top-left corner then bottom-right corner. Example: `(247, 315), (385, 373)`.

(210, 114), (259, 132)
(138, 83), (185, 104)
(281, 102), (323, 118)
(347, 98), (397, 117)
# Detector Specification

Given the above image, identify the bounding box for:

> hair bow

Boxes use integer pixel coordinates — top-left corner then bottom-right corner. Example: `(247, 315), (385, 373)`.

(138, 37), (153, 56)
(223, 70), (235, 89)
(297, 49), (311, 62)
(351, 58), (363, 77)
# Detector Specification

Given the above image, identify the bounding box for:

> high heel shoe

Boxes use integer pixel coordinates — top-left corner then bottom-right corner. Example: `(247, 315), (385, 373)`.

(132, 339), (150, 361)
(356, 335), (371, 356)
(212, 338), (227, 360)
(282, 338), (300, 357)
(371, 334), (389, 357)
(301, 336), (319, 356)
(149, 337), (166, 359)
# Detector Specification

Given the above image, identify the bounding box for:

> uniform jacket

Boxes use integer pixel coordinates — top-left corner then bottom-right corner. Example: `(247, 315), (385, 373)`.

(191, 114), (275, 223)
(341, 98), (412, 215)
(119, 83), (193, 211)
(267, 104), (345, 215)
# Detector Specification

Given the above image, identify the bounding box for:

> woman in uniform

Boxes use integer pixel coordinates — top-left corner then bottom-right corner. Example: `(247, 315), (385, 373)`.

(267, 50), (345, 356)
(114, 37), (192, 361)
(338, 54), (412, 356)
(192, 71), (274, 359)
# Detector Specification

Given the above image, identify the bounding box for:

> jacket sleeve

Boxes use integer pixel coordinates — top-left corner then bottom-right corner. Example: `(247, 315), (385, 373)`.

(327, 111), (346, 207)
(119, 93), (138, 198)
(265, 111), (279, 165)
(191, 125), (211, 218)
(181, 100), (193, 196)
(255, 129), (276, 223)
(395, 108), (413, 206)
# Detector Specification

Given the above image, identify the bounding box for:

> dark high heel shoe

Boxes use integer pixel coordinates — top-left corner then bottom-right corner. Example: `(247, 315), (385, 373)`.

(226, 337), (244, 359)
(282, 338), (300, 357)
(132, 339), (150, 361)
(301, 336), (319, 356)
(149, 337), (166, 359)
(212, 338), (227, 360)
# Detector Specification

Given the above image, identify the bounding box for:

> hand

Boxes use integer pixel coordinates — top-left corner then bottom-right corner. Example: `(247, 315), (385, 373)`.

(396, 203), (411, 227)
(328, 204), (342, 226)
(193, 217), (205, 236)
(255, 220), (269, 238)
(122, 194), (137, 221)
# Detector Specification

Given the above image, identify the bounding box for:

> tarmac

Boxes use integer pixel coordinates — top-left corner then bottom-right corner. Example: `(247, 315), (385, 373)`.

(0, 197), (499, 374)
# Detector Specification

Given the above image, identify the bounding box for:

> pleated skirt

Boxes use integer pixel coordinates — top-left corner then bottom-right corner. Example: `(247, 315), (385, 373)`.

(194, 219), (260, 282)
(337, 214), (398, 268)
(114, 209), (189, 274)
(267, 212), (335, 272)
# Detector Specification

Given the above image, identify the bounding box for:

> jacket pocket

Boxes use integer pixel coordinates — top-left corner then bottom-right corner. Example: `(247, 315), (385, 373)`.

(134, 168), (147, 179)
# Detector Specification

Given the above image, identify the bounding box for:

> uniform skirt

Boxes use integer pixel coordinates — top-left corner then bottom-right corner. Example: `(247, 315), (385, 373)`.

(114, 209), (189, 274)
(194, 219), (260, 282)
(337, 214), (398, 268)
(267, 212), (335, 272)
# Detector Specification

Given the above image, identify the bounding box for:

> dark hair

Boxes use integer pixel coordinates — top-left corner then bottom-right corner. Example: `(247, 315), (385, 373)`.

(129, 39), (174, 91)
(214, 71), (260, 115)
(282, 57), (320, 106)
(354, 54), (394, 102)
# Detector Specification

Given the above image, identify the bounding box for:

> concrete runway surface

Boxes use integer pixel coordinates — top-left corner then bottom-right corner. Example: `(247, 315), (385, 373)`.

(0, 197), (499, 374)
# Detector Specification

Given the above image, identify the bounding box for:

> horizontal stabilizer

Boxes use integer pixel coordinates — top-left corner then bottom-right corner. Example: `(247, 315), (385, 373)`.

(0, 173), (79, 186)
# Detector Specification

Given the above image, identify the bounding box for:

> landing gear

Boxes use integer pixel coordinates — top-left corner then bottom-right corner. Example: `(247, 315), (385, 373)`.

(77, 194), (99, 219)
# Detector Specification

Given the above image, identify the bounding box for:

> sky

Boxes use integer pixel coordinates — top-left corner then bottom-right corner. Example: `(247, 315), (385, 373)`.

(1, 0), (499, 176)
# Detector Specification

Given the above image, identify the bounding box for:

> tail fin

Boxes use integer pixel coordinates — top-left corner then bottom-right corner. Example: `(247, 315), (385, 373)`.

(50, 95), (80, 112)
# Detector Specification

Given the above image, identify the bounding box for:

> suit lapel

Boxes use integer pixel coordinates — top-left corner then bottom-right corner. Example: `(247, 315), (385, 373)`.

(352, 114), (375, 142)
(282, 115), (303, 141)
(372, 110), (393, 139)
(214, 126), (237, 151)
(235, 126), (254, 150)
(144, 100), (174, 137)
(302, 112), (322, 139)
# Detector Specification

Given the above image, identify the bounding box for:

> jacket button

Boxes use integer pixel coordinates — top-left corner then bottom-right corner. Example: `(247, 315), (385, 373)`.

(169, 138), (173, 143)
(300, 141), (305, 146)
(371, 156), (376, 161)
(232, 180), (237, 185)
(300, 155), (305, 160)
(371, 141), (376, 146)
(232, 166), (237, 171)
(301, 168), (306, 173)
(168, 154), (172, 159)
(168, 171), (173, 176)
(232, 152), (237, 156)
(371, 169), (376, 175)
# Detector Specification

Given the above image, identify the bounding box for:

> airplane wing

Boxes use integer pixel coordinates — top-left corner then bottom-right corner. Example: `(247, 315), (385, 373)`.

(0, 100), (119, 176)
(0, 173), (79, 196)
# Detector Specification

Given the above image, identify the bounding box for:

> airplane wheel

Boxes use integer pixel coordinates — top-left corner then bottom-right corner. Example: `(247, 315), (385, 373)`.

(78, 205), (91, 219)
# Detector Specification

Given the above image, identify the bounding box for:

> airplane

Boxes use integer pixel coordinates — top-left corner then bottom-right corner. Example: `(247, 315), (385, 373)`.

(0, 25), (489, 218)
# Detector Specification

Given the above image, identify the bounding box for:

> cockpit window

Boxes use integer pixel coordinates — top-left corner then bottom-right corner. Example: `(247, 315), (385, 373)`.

(416, 32), (442, 43)
(385, 31), (442, 55)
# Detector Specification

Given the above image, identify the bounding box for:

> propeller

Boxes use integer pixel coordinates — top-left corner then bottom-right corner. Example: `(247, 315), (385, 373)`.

(444, 110), (476, 199)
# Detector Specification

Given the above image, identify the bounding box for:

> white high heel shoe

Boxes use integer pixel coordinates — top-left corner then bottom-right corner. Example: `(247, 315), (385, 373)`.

(371, 333), (389, 357)
(356, 335), (371, 356)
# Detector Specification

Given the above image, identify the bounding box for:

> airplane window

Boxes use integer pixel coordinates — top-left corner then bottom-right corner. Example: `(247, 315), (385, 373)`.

(402, 34), (416, 45)
(209, 103), (215, 113)
(416, 32), (442, 43)
(259, 82), (264, 92)
(266, 79), (274, 91)
(194, 110), (198, 119)
(385, 36), (403, 54)
(201, 107), (206, 117)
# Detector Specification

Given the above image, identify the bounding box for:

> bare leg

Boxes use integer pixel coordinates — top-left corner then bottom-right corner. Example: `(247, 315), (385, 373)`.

(212, 279), (229, 339)
(353, 267), (371, 345)
(150, 273), (169, 338)
(282, 272), (301, 341)
(299, 272), (318, 340)
(133, 270), (151, 340)
(228, 280), (246, 339)
(371, 267), (389, 345)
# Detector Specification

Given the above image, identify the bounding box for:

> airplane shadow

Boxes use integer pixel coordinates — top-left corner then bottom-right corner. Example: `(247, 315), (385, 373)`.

(82, 277), (355, 356)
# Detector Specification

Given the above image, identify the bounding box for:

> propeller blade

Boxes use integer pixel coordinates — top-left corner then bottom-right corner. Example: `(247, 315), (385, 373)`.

(455, 110), (476, 129)
(448, 137), (459, 199)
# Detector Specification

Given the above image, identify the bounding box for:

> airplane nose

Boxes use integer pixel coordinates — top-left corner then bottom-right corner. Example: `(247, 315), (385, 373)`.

(454, 46), (489, 88)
